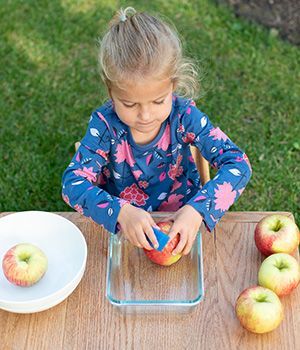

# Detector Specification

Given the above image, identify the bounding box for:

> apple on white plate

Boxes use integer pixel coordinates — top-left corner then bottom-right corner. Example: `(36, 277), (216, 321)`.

(2, 243), (48, 287)
(235, 285), (284, 334)
(258, 253), (300, 296)
(254, 214), (299, 256)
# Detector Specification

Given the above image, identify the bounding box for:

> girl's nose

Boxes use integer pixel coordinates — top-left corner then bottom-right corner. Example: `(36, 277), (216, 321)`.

(138, 106), (151, 122)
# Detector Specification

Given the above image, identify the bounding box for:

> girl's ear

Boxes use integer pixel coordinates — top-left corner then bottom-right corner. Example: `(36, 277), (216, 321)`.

(172, 79), (178, 91)
(108, 87), (113, 100)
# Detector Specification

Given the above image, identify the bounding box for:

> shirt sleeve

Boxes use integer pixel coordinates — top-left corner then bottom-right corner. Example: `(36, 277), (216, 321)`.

(61, 110), (128, 234)
(177, 100), (252, 232)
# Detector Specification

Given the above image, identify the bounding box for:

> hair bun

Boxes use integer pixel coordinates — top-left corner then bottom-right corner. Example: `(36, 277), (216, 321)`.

(118, 7), (137, 22)
(109, 7), (137, 27)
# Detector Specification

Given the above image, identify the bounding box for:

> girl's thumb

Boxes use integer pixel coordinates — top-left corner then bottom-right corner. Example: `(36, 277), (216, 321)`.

(168, 225), (179, 241)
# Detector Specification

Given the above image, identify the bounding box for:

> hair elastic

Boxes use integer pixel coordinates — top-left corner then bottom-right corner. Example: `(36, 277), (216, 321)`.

(120, 13), (127, 22)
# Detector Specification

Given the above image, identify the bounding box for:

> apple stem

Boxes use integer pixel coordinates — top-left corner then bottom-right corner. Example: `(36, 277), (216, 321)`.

(273, 220), (283, 232)
(255, 295), (268, 303)
(275, 262), (288, 270)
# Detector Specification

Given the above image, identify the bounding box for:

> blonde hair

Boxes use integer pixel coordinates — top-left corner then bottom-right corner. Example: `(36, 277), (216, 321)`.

(98, 7), (201, 100)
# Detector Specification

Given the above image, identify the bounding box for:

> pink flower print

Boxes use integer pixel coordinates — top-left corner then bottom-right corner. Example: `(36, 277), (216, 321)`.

(133, 169), (143, 180)
(96, 149), (108, 161)
(238, 187), (245, 196)
(73, 166), (97, 183)
(171, 179), (182, 192)
(182, 132), (196, 143)
(75, 152), (81, 162)
(168, 165), (177, 180)
(97, 173), (106, 185)
(120, 183), (149, 206)
(235, 153), (251, 171)
(214, 182), (237, 212)
(62, 193), (70, 206)
(159, 172), (166, 182)
(156, 123), (170, 151)
(97, 111), (110, 130)
(177, 124), (185, 133)
(146, 154), (152, 166)
(97, 202), (109, 209)
(103, 168), (111, 178)
(194, 195), (206, 202)
(158, 194), (184, 211)
(210, 214), (219, 223)
(168, 154), (183, 180)
(186, 107), (191, 115)
(243, 153), (252, 171)
(115, 140), (135, 167)
(209, 127), (228, 142)
(74, 204), (84, 215)
(138, 180), (149, 189)
(188, 155), (195, 163)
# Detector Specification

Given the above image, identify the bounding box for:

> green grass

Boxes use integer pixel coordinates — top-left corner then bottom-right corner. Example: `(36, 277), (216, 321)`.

(0, 0), (299, 225)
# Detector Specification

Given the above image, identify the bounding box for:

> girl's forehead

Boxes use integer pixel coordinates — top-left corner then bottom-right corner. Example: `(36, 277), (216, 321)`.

(111, 77), (173, 101)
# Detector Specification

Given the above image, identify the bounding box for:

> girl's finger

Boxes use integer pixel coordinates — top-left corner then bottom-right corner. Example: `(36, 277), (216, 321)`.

(148, 216), (161, 230)
(136, 228), (153, 251)
(129, 230), (143, 248)
(172, 232), (187, 255)
(144, 225), (159, 249)
(168, 222), (181, 241)
(182, 230), (199, 255)
(182, 237), (195, 255)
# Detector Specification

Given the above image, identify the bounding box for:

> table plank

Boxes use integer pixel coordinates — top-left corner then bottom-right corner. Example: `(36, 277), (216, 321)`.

(0, 211), (299, 350)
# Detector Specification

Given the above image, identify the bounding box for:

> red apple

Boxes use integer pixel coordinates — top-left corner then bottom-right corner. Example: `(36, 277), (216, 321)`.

(235, 286), (284, 333)
(258, 253), (300, 296)
(2, 243), (48, 287)
(143, 221), (182, 266)
(254, 214), (300, 256)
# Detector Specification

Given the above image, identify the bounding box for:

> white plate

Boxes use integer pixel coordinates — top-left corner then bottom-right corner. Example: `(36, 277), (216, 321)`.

(0, 211), (87, 313)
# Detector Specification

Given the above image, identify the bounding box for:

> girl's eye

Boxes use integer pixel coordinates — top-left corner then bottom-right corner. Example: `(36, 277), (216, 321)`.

(123, 99), (164, 108)
(123, 103), (136, 108)
(154, 100), (165, 105)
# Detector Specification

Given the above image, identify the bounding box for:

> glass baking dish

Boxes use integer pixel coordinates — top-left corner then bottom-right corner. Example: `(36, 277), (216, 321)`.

(105, 212), (204, 314)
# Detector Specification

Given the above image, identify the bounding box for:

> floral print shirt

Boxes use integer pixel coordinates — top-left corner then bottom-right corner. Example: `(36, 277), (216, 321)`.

(62, 94), (252, 234)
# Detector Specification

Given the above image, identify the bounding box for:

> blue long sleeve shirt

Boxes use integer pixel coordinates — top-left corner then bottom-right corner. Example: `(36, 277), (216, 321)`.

(62, 94), (252, 234)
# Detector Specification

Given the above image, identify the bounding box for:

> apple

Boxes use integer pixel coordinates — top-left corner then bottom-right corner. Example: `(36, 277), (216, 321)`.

(258, 253), (300, 296)
(235, 286), (284, 333)
(143, 221), (182, 266)
(254, 214), (299, 256)
(2, 243), (48, 287)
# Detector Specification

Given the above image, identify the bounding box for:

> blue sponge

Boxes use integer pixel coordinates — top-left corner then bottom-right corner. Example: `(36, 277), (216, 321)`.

(146, 227), (170, 251)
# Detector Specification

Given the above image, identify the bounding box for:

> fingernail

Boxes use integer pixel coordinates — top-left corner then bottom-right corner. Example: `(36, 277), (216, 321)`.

(172, 251), (177, 256)
(154, 243), (159, 249)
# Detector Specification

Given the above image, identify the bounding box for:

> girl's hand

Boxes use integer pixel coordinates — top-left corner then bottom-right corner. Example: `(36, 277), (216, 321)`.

(164, 205), (203, 256)
(117, 203), (160, 250)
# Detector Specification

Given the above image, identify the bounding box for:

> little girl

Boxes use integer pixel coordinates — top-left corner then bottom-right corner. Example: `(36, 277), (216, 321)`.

(62, 7), (252, 256)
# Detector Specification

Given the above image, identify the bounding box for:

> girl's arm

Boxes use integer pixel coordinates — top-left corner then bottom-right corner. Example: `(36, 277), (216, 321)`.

(178, 100), (252, 232)
(61, 110), (128, 234)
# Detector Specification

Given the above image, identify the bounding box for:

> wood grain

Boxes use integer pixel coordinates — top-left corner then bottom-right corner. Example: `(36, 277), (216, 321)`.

(0, 211), (299, 350)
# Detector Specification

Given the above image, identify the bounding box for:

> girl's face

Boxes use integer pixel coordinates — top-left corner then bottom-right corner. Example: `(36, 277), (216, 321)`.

(108, 77), (175, 144)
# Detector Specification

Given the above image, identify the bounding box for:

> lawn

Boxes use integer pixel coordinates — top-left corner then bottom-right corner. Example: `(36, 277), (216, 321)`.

(0, 0), (299, 224)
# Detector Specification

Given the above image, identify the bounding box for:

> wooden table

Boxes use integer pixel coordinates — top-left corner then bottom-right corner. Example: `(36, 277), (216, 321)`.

(0, 211), (299, 350)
